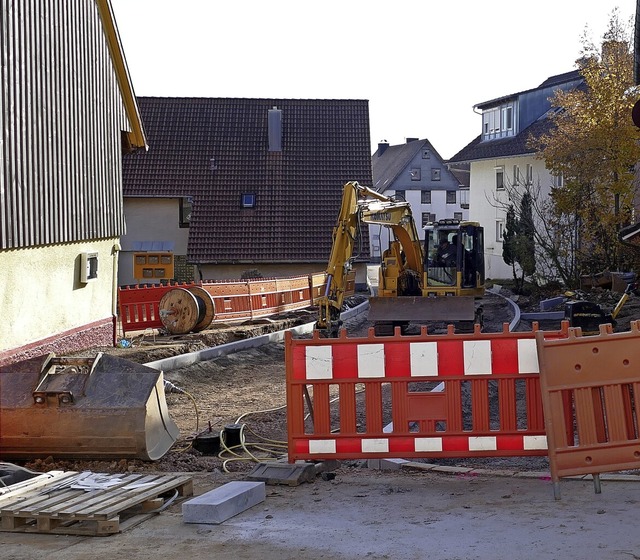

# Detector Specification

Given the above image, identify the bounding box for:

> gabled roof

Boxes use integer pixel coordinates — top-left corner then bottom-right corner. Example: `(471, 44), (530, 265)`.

(122, 97), (372, 264)
(95, 0), (147, 151)
(372, 138), (452, 192)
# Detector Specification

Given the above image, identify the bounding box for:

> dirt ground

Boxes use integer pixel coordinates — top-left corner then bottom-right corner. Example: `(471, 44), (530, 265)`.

(4, 286), (640, 559)
(20, 285), (640, 478)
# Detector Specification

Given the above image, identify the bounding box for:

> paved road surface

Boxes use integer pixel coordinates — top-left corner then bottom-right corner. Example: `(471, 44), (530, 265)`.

(2, 468), (639, 560)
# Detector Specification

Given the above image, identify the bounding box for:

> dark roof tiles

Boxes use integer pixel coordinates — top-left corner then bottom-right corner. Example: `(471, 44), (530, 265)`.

(123, 97), (372, 264)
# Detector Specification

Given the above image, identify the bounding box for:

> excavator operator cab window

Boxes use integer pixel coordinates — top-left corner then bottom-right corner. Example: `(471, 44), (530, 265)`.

(425, 229), (457, 286)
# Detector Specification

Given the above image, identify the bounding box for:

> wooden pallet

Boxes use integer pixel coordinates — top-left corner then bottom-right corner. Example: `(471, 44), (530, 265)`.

(0, 471), (193, 536)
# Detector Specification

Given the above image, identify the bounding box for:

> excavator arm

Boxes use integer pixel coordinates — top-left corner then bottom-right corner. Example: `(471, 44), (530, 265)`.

(316, 181), (424, 336)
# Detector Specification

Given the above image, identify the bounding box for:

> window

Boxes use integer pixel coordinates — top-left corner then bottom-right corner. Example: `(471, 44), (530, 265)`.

(431, 168), (441, 181)
(409, 168), (421, 181)
(394, 189), (405, 200)
(179, 197), (192, 227)
(552, 171), (564, 187)
(496, 220), (505, 242)
(502, 106), (513, 130)
(526, 164), (533, 186)
(241, 193), (256, 208)
(421, 190), (431, 204)
(496, 167), (505, 190)
(446, 191), (456, 204)
(513, 165), (520, 186)
(454, 212), (463, 220)
(422, 212), (436, 227)
(422, 149), (430, 159)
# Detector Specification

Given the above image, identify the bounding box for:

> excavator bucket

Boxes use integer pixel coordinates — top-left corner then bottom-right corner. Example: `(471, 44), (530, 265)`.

(367, 295), (476, 323)
(0, 353), (179, 460)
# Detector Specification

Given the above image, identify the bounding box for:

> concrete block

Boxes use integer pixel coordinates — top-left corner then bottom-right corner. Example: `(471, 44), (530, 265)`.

(246, 462), (315, 486)
(367, 458), (409, 471)
(539, 296), (567, 311)
(182, 481), (265, 524)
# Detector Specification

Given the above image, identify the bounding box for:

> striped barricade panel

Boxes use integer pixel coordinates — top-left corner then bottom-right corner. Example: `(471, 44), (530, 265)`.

(536, 322), (640, 495)
(118, 283), (197, 334)
(286, 324), (570, 462)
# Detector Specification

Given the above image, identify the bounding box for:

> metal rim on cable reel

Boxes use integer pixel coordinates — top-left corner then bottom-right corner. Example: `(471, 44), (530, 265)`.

(188, 286), (215, 332)
(159, 286), (215, 334)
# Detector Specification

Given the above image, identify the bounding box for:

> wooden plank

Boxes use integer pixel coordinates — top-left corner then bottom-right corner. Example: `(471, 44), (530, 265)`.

(0, 472), (193, 536)
(0, 472), (78, 506)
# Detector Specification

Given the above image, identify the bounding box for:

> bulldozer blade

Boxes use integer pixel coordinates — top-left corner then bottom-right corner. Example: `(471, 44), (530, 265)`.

(367, 296), (476, 323)
(0, 353), (179, 461)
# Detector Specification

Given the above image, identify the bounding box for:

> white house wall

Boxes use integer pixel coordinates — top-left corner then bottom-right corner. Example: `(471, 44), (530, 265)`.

(371, 189), (467, 260)
(119, 198), (191, 285)
(469, 156), (553, 281)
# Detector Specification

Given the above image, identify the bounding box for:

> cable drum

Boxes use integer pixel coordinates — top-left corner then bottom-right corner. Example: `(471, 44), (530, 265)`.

(158, 286), (215, 334)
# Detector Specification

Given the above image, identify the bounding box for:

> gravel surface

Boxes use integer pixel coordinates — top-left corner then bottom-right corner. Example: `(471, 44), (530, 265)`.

(19, 287), (640, 478)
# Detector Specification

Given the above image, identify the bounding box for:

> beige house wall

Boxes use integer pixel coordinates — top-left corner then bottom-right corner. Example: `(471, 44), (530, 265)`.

(119, 198), (192, 285)
(0, 239), (118, 356)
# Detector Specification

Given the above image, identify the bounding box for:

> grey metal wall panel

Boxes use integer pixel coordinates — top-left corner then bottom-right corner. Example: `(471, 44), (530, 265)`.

(0, 0), (129, 249)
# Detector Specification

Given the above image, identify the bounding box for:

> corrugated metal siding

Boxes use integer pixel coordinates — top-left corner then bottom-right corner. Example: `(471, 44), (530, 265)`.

(0, 0), (129, 249)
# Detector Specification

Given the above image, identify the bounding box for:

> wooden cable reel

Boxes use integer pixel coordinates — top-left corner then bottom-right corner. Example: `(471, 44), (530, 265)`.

(158, 286), (215, 334)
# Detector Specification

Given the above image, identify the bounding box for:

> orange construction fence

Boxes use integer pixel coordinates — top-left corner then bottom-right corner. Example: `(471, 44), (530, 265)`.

(286, 322), (570, 462)
(118, 272), (349, 336)
(536, 322), (640, 499)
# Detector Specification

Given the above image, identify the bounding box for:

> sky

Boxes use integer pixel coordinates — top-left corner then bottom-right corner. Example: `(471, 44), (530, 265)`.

(110, 0), (637, 160)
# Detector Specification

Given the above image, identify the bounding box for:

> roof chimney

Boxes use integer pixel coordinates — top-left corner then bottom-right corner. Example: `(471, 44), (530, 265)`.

(377, 140), (389, 156)
(406, 137), (418, 143)
(268, 106), (282, 152)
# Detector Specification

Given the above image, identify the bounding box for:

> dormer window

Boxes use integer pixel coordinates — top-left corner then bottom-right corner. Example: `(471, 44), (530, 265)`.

(502, 106), (513, 130)
(482, 102), (516, 140)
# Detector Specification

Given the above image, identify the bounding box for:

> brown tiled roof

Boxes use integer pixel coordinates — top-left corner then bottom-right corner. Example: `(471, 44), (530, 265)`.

(123, 97), (372, 264)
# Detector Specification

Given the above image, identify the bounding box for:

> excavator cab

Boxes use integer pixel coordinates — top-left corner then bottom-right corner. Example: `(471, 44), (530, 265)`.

(424, 220), (485, 297)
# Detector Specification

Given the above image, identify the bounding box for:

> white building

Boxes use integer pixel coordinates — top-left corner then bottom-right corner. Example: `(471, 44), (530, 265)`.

(448, 71), (584, 280)
(370, 138), (468, 262)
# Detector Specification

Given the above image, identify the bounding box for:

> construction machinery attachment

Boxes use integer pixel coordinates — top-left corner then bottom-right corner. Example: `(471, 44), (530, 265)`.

(0, 353), (179, 460)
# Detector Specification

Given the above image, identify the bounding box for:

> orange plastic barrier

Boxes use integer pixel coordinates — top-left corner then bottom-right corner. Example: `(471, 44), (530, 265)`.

(118, 272), (353, 336)
(286, 323), (570, 463)
(536, 322), (640, 499)
(119, 282), (196, 334)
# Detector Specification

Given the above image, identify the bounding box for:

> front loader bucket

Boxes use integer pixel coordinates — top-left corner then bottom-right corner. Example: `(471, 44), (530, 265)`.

(0, 353), (179, 461)
(367, 295), (476, 323)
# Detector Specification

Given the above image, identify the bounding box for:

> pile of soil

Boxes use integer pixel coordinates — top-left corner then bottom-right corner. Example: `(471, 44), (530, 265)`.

(21, 287), (640, 478)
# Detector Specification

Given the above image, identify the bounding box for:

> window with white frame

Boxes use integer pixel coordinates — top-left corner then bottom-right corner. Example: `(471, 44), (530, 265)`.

(421, 190), (431, 204)
(513, 165), (520, 186)
(496, 167), (505, 190)
(502, 106), (513, 130)
(422, 212), (435, 227)
(496, 220), (505, 242)
(446, 191), (456, 204)
(552, 171), (564, 188)
(454, 212), (463, 220)
(395, 189), (405, 200)
(526, 164), (533, 186)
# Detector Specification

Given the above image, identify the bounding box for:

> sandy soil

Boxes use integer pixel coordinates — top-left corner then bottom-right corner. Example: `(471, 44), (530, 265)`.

(4, 287), (640, 558)
(21, 286), (640, 477)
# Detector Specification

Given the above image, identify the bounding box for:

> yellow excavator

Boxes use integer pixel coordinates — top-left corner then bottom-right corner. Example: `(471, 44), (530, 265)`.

(317, 181), (485, 336)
